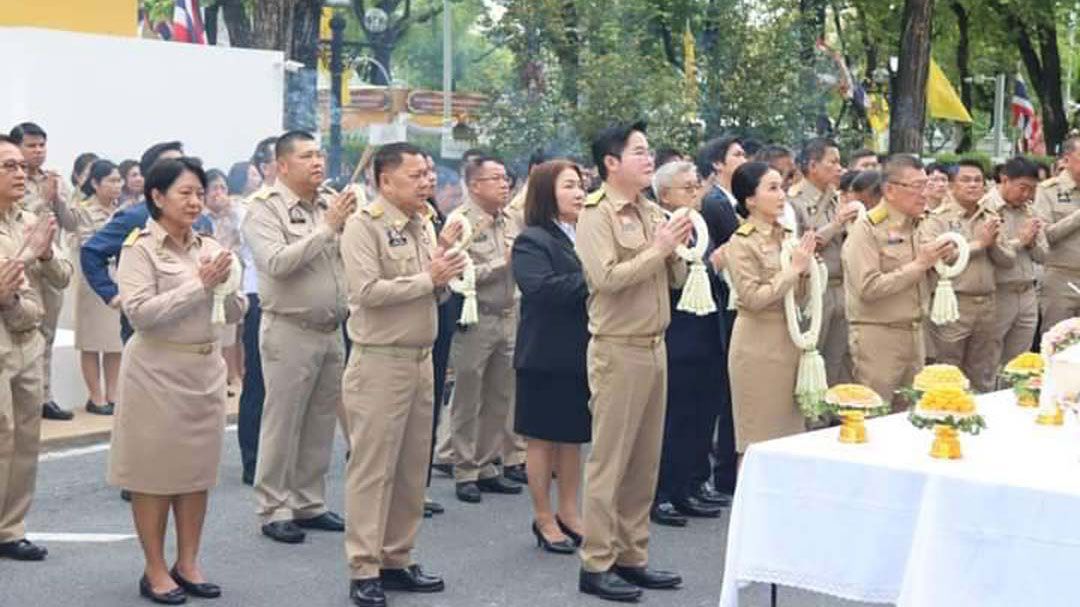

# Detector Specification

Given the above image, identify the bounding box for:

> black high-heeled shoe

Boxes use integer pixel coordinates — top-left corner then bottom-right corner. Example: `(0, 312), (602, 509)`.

(555, 515), (583, 547)
(170, 566), (222, 599)
(531, 522), (576, 554)
(139, 575), (187, 605)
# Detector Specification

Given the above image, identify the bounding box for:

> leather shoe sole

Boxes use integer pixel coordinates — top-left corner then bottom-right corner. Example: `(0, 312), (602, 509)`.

(261, 522), (305, 544)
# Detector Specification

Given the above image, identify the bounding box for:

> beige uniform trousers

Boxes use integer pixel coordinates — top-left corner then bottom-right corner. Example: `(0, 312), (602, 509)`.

(433, 402), (455, 465)
(0, 331), (45, 542)
(38, 283), (62, 402)
(344, 346), (433, 579)
(929, 294), (998, 393)
(254, 313), (344, 523)
(818, 282), (853, 385)
(851, 323), (925, 411)
(1041, 267), (1080, 334)
(447, 311), (516, 482)
(991, 283), (1039, 383)
(580, 336), (666, 573)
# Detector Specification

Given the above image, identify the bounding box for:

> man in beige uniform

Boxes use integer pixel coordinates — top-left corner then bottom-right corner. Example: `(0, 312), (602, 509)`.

(922, 160), (1015, 392)
(842, 155), (952, 410)
(9, 123), (78, 421)
(575, 122), (691, 602)
(445, 155), (524, 503)
(986, 157), (1046, 372)
(1034, 135), (1080, 331)
(340, 142), (465, 607)
(791, 138), (856, 385)
(243, 131), (355, 544)
(0, 135), (71, 561)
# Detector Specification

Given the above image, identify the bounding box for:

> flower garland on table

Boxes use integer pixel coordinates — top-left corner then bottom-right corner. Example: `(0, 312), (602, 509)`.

(667, 207), (716, 316)
(445, 213), (478, 326)
(780, 238), (829, 421)
(211, 255), (243, 324)
(930, 232), (970, 325)
(908, 386), (987, 435)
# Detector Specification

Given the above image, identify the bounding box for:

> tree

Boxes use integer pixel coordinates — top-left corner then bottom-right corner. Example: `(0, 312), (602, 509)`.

(890, 0), (935, 153)
(350, 1), (453, 85)
(950, 1), (973, 151)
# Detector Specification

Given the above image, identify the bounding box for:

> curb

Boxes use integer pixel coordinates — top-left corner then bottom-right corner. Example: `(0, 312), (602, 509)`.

(41, 412), (241, 453)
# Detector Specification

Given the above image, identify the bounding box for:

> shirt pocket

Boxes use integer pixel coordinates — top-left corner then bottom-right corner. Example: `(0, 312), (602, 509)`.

(880, 245), (910, 272)
(155, 261), (192, 292)
(613, 220), (648, 252)
(383, 243), (419, 277)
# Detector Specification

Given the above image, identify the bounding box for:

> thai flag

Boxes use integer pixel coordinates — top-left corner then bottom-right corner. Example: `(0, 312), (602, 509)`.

(172, 0), (206, 44)
(1011, 75), (1035, 138)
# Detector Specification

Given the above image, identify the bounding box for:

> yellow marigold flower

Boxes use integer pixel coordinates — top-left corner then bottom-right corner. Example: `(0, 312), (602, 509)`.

(918, 387), (976, 415)
(1004, 352), (1044, 374)
(913, 364), (970, 392)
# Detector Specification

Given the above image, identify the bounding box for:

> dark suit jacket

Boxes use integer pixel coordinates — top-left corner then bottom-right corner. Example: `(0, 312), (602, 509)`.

(511, 223), (589, 375)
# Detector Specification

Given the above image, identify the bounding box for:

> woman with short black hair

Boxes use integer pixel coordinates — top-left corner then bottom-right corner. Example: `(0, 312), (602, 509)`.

(109, 157), (245, 604)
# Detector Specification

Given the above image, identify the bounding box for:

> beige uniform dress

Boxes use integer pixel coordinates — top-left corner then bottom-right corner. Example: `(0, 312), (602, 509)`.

(21, 170), (77, 404)
(108, 221), (244, 494)
(842, 203), (930, 409)
(921, 199), (1015, 392)
(0, 208), (56, 543)
(794, 181), (854, 384)
(444, 201), (520, 483)
(242, 182), (346, 524)
(71, 199), (122, 353)
(575, 185), (687, 573)
(985, 189), (1047, 374)
(726, 219), (805, 453)
(340, 197), (442, 579)
(1033, 171), (1080, 330)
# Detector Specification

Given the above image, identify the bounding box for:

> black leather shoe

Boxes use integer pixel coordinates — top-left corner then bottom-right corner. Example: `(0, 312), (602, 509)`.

(0, 539), (48, 561)
(651, 501), (689, 527)
(85, 400), (115, 416)
(431, 463), (453, 477)
(695, 483), (733, 505)
(579, 568), (642, 602)
(349, 578), (386, 607)
(555, 515), (583, 546)
(455, 481), (481, 503)
(424, 499), (444, 515)
(294, 511), (345, 531)
(241, 469), (254, 486)
(477, 475), (523, 494)
(121, 490), (132, 502)
(380, 564), (445, 593)
(673, 496), (725, 517)
(613, 565), (682, 589)
(261, 521), (305, 544)
(139, 575), (187, 604)
(504, 464), (528, 484)
(532, 522), (576, 554)
(42, 401), (73, 421)
(170, 567), (221, 598)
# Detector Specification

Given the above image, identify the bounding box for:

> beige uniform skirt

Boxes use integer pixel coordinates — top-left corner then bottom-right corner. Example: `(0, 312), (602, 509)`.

(108, 335), (227, 494)
(728, 310), (804, 453)
(74, 270), (122, 353)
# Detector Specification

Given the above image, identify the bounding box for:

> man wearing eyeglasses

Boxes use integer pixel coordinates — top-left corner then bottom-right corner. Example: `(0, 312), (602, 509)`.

(922, 159), (1016, 393)
(1034, 135), (1080, 333)
(842, 155), (954, 411)
(443, 155), (525, 504)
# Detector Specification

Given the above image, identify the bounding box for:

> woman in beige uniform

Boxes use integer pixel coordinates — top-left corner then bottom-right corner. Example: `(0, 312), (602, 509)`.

(725, 161), (815, 459)
(109, 157), (244, 604)
(204, 169), (244, 392)
(73, 160), (123, 415)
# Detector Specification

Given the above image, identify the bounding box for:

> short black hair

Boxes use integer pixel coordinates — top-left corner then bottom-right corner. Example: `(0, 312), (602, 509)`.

(118, 159), (139, 179)
(850, 170), (882, 197)
(227, 161), (254, 195)
(754, 144), (793, 164)
(81, 159), (118, 199)
(1000, 156), (1040, 180)
(849, 148), (877, 165)
(882, 154), (924, 184)
(591, 120), (647, 181)
(275, 130), (316, 159)
(695, 135), (741, 179)
(144, 157), (207, 220)
(925, 162), (953, 178)
(527, 148), (550, 171)
(9, 122), (47, 144)
(951, 158), (986, 181)
(0, 134), (16, 147)
(206, 168), (228, 188)
(140, 141), (184, 177)
(654, 147), (685, 168)
(731, 161), (774, 219)
(373, 142), (425, 188)
(252, 136), (278, 169)
(71, 152), (100, 186)
(838, 170), (861, 193)
(798, 137), (839, 173)
(464, 154), (505, 185)
(462, 148), (485, 163)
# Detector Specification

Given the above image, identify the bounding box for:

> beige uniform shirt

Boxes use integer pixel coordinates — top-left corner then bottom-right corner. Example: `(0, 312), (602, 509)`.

(725, 220), (801, 314)
(506, 182), (527, 234)
(22, 169), (77, 233)
(341, 197), (442, 348)
(920, 199), (1015, 295)
(574, 185), (687, 338)
(446, 201), (517, 313)
(982, 187), (1047, 287)
(841, 203), (928, 326)
(0, 207), (72, 301)
(0, 217), (46, 356)
(1033, 171), (1080, 271)
(242, 181), (347, 327)
(793, 181), (845, 280)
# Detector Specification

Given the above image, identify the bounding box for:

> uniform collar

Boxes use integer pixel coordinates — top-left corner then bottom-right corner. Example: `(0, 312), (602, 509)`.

(1060, 171), (1079, 192)
(980, 187), (1006, 212)
(273, 181), (315, 209)
(747, 215), (783, 237)
(943, 198), (985, 219)
(377, 195), (419, 232)
(147, 218), (198, 251)
(800, 179), (834, 207)
(601, 183), (644, 211)
(467, 199), (507, 224)
(880, 200), (916, 228)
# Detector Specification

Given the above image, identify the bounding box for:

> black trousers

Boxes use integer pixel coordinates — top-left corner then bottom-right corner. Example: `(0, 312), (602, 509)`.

(427, 299), (457, 486)
(237, 294), (265, 477)
(658, 356), (730, 503)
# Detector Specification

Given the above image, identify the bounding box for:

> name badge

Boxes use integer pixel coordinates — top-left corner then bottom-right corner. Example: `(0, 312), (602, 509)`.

(386, 229), (408, 247)
(472, 232), (489, 243)
(288, 207), (307, 224)
(886, 231), (905, 244)
(1059, 190), (1074, 204)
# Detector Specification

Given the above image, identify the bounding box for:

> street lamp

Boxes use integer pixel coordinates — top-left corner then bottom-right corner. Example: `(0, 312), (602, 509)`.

(328, 10), (347, 181)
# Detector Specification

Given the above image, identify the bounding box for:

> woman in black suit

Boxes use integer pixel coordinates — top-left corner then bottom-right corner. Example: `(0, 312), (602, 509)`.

(511, 159), (590, 555)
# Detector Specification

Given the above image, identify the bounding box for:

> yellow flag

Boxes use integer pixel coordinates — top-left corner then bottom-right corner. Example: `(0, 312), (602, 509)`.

(927, 58), (973, 123)
(320, 7), (333, 42)
(868, 93), (890, 133)
(683, 21), (697, 114)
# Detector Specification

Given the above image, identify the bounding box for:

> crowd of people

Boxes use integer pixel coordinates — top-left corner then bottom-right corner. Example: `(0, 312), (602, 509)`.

(0, 116), (1078, 607)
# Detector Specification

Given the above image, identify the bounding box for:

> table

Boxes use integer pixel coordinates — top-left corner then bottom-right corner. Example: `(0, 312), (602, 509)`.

(718, 390), (1080, 607)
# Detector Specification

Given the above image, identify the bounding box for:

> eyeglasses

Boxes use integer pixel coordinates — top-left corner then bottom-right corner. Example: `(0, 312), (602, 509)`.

(890, 180), (929, 191)
(669, 184), (703, 194)
(0, 160), (28, 174)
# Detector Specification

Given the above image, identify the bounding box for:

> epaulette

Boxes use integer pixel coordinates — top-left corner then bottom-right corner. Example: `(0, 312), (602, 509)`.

(361, 201), (384, 219)
(249, 185), (274, 203)
(122, 227), (148, 248)
(735, 222), (755, 237)
(1039, 175), (1060, 189)
(868, 204), (889, 225)
(584, 189), (605, 208)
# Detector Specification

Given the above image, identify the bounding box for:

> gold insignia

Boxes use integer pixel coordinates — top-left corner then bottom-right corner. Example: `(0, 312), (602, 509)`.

(584, 189), (605, 208)
(122, 227), (146, 248)
(868, 204), (889, 225)
(361, 201), (384, 219)
(735, 222), (756, 237)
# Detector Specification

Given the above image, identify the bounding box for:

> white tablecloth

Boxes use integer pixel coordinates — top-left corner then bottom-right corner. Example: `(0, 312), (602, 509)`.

(718, 391), (1080, 607)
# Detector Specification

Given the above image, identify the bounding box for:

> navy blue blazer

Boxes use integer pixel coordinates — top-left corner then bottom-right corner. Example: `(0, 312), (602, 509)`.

(511, 223), (589, 375)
